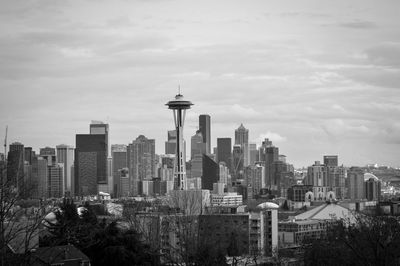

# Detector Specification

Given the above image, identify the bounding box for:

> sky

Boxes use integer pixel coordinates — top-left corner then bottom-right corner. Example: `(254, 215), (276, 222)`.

(0, 0), (399, 168)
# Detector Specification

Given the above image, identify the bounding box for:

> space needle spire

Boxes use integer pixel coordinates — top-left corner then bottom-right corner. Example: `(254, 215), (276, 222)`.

(166, 90), (193, 190)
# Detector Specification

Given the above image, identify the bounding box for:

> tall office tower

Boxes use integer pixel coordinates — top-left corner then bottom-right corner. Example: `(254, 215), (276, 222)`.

(90, 120), (109, 155)
(219, 162), (230, 188)
(111, 144), (127, 198)
(305, 161), (326, 187)
(202, 154), (219, 190)
(323, 155), (338, 167)
(75, 134), (107, 196)
(364, 175), (381, 201)
(40, 147), (57, 166)
(37, 157), (48, 198)
(259, 141), (279, 188)
(24, 147), (33, 165)
(191, 154), (203, 179)
(166, 93), (193, 190)
(191, 130), (206, 160)
(48, 163), (64, 198)
(244, 143), (257, 166)
(159, 154), (175, 181)
(232, 145), (244, 180)
(165, 130), (177, 155)
(217, 138), (232, 172)
(127, 135), (155, 196)
(56, 145), (74, 194)
(244, 164), (265, 199)
(7, 142), (24, 191)
(235, 123), (249, 146)
(347, 167), (365, 200)
(199, 114), (211, 154)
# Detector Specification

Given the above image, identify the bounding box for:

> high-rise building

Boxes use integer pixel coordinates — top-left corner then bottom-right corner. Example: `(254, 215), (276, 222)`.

(37, 157), (48, 198)
(56, 145), (74, 194)
(217, 138), (232, 172)
(202, 154), (219, 190)
(199, 114), (211, 154)
(75, 134), (107, 196)
(191, 154), (203, 179)
(48, 164), (64, 198)
(127, 135), (155, 196)
(259, 141), (279, 188)
(323, 155), (338, 167)
(111, 144), (127, 197)
(7, 142), (24, 192)
(235, 123), (249, 146)
(24, 147), (33, 165)
(190, 130), (206, 160)
(166, 93), (193, 190)
(305, 161), (326, 187)
(165, 130), (177, 155)
(90, 120), (109, 151)
(232, 145), (244, 180)
(40, 147), (57, 166)
(347, 167), (365, 200)
(244, 164), (264, 199)
(244, 143), (257, 167)
(364, 175), (381, 201)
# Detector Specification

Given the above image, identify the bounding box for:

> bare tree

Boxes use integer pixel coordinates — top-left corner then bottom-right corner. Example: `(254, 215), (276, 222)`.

(0, 163), (46, 266)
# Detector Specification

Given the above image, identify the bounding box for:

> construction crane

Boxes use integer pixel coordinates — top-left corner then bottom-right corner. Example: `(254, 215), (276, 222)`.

(4, 125), (7, 161)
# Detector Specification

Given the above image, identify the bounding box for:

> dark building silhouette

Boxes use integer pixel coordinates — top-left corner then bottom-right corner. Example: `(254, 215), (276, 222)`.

(323, 155), (338, 167)
(111, 144), (127, 197)
(202, 154), (219, 190)
(75, 134), (107, 196)
(217, 138), (232, 172)
(199, 114), (211, 154)
(7, 142), (24, 191)
(165, 130), (176, 155)
(259, 143), (279, 188)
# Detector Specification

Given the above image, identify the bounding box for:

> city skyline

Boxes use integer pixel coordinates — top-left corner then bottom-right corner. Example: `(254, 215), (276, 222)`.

(1, 1), (400, 168)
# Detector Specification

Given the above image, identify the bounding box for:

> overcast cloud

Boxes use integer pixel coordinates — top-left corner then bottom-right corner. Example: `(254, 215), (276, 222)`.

(0, 0), (399, 167)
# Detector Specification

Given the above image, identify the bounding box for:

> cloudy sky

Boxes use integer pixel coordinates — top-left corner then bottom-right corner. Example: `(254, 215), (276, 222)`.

(1, 0), (399, 168)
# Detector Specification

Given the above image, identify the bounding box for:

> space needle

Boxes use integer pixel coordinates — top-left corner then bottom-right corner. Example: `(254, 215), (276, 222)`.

(166, 91), (193, 190)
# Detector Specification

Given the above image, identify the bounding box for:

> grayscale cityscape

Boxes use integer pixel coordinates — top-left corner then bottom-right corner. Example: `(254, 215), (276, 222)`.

(1, 1), (400, 266)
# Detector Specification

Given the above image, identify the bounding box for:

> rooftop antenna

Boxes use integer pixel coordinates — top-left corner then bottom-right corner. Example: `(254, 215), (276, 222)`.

(178, 85), (181, 95)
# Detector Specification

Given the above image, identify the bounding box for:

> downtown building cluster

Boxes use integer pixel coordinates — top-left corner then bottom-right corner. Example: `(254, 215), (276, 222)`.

(1, 94), (397, 264)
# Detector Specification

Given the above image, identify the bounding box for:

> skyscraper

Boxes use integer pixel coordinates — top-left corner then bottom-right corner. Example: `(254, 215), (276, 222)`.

(323, 155), (338, 167)
(40, 147), (57, 166)
(347, 167), (365, 200)
(36, 157), (48, 198)
(199, 114), (211, 154)
(217, 138), (232, 172)
(7, 142), (24, 192)
(190, 130), (206, 160)
(259, 141), (279, 188)
(232, 145), (244, 180)
(235, 123), (249, 146)
(111, 144), (127, 197)
(165, 130), (177, 155)
(127, 135), (155, 195)
(202, 154), (219, 190)
(90, 120), (109, 158)
(56, 144), (74, 194)
(166, 93), (193, 190)
(75, 134), (107, 196)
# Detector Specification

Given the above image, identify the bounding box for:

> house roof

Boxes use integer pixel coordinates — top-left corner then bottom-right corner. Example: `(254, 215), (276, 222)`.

(32, 245), (90, 265)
